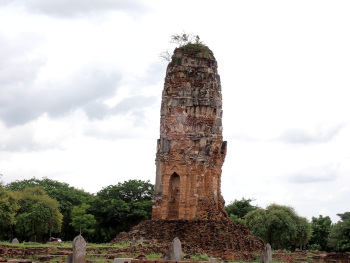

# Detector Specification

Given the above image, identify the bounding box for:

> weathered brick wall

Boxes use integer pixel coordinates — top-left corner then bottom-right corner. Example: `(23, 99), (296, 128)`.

(152, 46), (228, 220)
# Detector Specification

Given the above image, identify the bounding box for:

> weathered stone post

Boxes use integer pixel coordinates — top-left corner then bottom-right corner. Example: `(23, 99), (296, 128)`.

(172, 237), (182, 261)
(11, 238), (19, 244)
(264, 243), (272, 263)
(72, 235), (86, 263)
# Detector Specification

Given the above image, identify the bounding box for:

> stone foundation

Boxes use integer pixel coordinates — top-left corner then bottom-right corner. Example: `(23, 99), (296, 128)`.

(113, 219), (265, 260)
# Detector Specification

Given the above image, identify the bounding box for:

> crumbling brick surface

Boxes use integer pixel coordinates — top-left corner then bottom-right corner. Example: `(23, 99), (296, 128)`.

(272, 253), (295, 262)
(323, 252), (350, 263)
(112, 219), (265, 259)
(152, 46), (228, 221)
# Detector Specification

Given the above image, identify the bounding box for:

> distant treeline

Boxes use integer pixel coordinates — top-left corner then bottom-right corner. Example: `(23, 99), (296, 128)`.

(0, 178), (153, 243)
(226, 198), (350, 252)
(0, 178), (349, 252)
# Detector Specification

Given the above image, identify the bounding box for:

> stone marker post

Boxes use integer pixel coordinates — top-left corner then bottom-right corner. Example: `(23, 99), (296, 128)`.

(264, 243), (272, 263)
(172, 237), (182, 261)
(72, 235), (86, 263)
(11, 238), (19, 244)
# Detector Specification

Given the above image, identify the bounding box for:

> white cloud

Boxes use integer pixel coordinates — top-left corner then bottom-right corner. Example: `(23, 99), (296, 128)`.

(288, 164), (339, 183)
(0, 0), (151, 18)
(1, 0), (350, 223)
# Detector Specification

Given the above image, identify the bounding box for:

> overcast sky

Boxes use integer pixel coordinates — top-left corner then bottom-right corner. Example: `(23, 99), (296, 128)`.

(1, 0), (349, 223)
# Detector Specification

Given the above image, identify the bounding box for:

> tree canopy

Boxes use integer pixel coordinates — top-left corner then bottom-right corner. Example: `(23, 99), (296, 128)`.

(14, 187), (63, 242)
(328, 212), (350, 252)
(70, 203), (96, 239)
(90, 179), (154, 242)
(1, 178), (154, 243)
(3, 176), (349, 251)
(309, 215), (332, 251)
(6, 177), (93, 241)
(0, 186), (19, 240)
(225, 198), (258, 223)
(245, 204), (311, 249)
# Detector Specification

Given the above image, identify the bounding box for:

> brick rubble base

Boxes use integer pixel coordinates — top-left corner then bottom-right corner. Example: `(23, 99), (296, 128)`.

(112, 219), (265, 260)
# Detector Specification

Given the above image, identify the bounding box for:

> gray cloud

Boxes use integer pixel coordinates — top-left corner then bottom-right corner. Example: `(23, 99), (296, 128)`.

(0, 32), (45, 88)
(0, 66), (122, 127)
(84, 95), (158, 124)
(111, 96), (157, 115)
(278, 123), (346, 144)
(0, 127), (61, 152)
(83, 95), (158, 140)
(288, 164), (339, 184)
(0, 0), (150, 18)
(142, 61), (166, 85)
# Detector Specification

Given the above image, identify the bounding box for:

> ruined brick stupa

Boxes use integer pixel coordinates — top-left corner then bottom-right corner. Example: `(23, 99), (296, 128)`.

(113, 43), (264, 260)
(152, 45), (228, 221)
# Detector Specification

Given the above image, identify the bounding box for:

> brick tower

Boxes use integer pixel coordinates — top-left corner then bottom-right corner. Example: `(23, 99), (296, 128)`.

(114, 43), (265, 259)
(152, 44), (228, 220)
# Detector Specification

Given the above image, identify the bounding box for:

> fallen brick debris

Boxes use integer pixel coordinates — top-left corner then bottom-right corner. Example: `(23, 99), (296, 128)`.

(112, 219), (265, 260)
(323, 252), (350, 263)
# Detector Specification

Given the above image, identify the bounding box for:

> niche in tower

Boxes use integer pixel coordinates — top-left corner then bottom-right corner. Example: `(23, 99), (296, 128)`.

(168, 172), (180, 219)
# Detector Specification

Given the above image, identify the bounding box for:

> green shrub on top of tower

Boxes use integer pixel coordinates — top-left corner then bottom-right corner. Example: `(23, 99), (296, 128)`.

(170, 32), (202, 46)
(159, 32), (213, 63)
(171, 32), (213, 58)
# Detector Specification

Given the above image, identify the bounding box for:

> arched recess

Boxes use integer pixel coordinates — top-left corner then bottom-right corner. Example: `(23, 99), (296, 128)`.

(168, 172), (180, 219)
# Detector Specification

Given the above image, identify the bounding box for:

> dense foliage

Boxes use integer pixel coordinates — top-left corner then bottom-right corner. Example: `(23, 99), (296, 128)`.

(308, 215), (332, 251)
(1, 176), (350, 252)
(225, 198), (259, 223)
(1, 178), (153, 243)
(245, 204), (312, 249)
(90, 179), (154, 242)
(0, 186), (18, 240)
(14, 187), (63, 242)
(6, 178), (93, 241)
(70, 203), (96, 239)
(328, 212), (350, 252)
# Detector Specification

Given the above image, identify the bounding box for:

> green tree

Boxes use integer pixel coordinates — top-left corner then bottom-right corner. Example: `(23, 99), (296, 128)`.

(309, 215), (332, 251)
(14, 187), (63, 242)
(6, 177), (93, 241)
(90, 179), (154, 242)
(225, 198), (259, 223)
(246, 203), (311, 249)
(0, 186), (19, 240)
(328, 212), (350, 252)
(293, 216), (312, 249)
(71, 203), (96, 239)
(245, 209), (268, 240)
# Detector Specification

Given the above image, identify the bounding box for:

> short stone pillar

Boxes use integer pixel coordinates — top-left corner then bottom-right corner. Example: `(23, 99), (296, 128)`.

(263, 243), (272, 263)
(172, 237), (182, 261)
(11, 238), (19, 244)
(72, 235), (86, 263)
